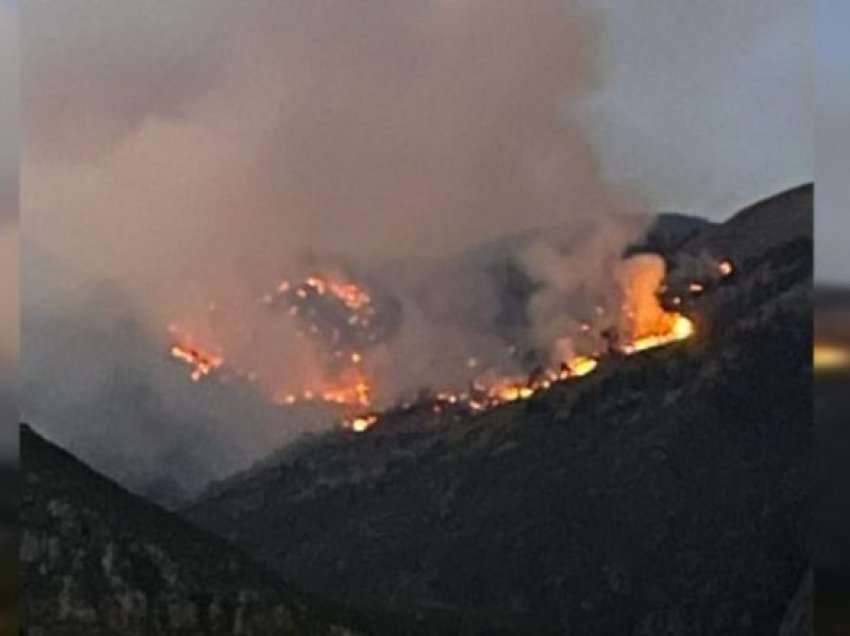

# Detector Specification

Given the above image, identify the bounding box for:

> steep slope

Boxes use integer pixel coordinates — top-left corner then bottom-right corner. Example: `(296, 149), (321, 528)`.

(186, 186), (812, 635)
(20, 424), (371, 636)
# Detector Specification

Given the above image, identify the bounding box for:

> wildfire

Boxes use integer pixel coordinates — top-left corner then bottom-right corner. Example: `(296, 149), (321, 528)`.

(275, 273), (373, 314)
(568, 355), (599, 377)
(273, 378), (372, 408)
(621, 313), (695, 355)
(169, 341), (223, 382)
(166, 252), (706, 435)
(426, 353), (600, 413)
(814, 343), (850, 372)
(343, 413), (379, 433)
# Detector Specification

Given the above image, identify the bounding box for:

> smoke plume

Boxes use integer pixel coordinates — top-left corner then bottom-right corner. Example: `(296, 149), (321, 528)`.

(22, 0), (653, 491)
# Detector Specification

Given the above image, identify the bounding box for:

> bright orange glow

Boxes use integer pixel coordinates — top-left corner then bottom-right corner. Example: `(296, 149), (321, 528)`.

(719, 260), (734, 277)
(621, 313), (695, 355)
(344, 414), (378, 433)
(171, 253), (700, 435)
(279, 273), (372, 312)
(273, 374), (372, 409)
(169, 340), (223, 382)
(568, 355), (598, 377)
(328, 280), (371, 310)
(689, 282), (705, 294)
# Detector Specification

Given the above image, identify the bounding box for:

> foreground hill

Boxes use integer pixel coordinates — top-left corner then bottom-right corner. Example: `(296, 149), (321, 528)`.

(185, 185), (812, 634)
(21, 424), (566, 635)
(20, 424), (374, 635)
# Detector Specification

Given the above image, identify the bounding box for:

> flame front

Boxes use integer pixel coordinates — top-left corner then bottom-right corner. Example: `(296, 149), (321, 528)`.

(166, 254), (708, 434)
(621, 313), (695, 355)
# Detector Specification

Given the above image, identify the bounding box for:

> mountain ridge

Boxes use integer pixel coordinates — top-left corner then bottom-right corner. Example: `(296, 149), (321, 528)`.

(185, 185), (813, 634)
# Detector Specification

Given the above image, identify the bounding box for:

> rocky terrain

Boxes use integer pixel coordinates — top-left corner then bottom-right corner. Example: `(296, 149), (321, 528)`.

(185, 185), (813, 634)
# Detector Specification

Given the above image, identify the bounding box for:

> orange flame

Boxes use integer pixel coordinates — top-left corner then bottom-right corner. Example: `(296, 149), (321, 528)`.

(168, 253), (704, 435)
(343, 413), (379, 433)
(620, 313), (695, 355)
(169, 341), (223, 382)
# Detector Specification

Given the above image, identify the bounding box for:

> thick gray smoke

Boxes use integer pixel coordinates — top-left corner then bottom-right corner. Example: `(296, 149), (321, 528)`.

(22, 0), (659, 493)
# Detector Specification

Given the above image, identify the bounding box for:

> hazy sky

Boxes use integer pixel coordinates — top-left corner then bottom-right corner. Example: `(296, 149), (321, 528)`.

(21, 1), (813, 276)
(579, 0), (811, 221)
(816, 0), (848, 283)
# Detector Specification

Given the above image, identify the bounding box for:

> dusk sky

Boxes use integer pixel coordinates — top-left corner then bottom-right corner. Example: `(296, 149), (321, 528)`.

(817, 0), (848, 283)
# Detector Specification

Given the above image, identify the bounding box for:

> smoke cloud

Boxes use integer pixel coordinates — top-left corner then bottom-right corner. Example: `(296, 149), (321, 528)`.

(22, 0), (659, 492)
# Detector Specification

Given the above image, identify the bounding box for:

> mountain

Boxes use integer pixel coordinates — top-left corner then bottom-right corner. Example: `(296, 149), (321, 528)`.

(20, 424), (375, 635)
(21, 423), (571, 635)
(185, 185), (813, 634)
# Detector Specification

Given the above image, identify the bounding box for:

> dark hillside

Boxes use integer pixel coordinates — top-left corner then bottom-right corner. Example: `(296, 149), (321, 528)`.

(187, 186), (812, 635)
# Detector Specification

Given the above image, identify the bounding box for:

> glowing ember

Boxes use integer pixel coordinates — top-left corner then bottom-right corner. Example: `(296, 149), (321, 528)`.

(277, 273), (373, 312)
(169, 342), (223, 382)
(689, 282), (705, 294)
(328, 280), (372, 311)
(322, 380), (371, 407)
(493, 383), (535, 403)
(273, 376), (372, 409)
(718, 260), (734, 277)
(344, 414), (378, 433)
(814, 343), (850, 371)
(568, 356), (598, 377)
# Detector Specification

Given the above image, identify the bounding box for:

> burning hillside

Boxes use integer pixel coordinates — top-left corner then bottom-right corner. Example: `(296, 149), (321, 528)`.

(184, 185), (813, 636)
(165, 250), (717, 434)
